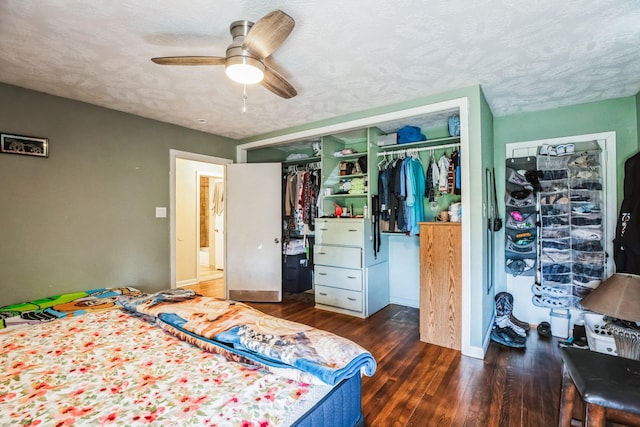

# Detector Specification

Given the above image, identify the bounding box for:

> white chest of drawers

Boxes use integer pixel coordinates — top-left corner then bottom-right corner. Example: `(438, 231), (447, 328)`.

(313, 218), (389, 318)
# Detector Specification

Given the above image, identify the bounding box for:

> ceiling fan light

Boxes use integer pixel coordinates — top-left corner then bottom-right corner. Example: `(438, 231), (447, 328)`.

(225, 56), (265, 84)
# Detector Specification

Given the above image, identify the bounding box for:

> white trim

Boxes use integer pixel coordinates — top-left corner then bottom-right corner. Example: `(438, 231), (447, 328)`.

(456, 97), (474, 358)
(465, 344), (487, 360)
(169, 149), (232, 289)
(480, 315), (495, 356)
(389, 297), (419, 309)
(177, 278), (198, 287)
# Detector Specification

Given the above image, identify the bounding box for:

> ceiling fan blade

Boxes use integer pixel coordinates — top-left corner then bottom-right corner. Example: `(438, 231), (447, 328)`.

(262, 66), (297, 99)
(151, 56), (225, 66)
(243, 10), (295, 59)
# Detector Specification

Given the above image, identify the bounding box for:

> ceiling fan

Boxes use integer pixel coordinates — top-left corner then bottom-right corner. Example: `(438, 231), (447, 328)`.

(151, 10), (297, 99)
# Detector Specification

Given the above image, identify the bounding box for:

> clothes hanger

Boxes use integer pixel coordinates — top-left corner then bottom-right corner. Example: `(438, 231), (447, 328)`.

(378, 153), (387, 169)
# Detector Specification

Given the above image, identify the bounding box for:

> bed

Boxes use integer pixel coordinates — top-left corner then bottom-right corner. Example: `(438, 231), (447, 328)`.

(0, 288), (373, 426)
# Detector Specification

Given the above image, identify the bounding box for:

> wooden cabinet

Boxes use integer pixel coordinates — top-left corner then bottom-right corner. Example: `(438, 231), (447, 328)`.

(419, 222), (462, 350)
(314, 217), (388, 318)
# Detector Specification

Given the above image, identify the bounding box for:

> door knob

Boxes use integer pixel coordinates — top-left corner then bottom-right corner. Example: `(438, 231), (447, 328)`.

(274, 238), (280, 244)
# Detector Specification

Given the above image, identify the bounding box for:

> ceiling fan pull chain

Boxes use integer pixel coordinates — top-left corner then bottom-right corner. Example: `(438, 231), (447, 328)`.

(243, 84), (248, 113)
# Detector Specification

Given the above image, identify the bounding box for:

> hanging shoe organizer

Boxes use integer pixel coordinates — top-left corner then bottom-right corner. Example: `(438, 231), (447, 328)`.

(534, 142), (606, 309)
(504, 156), (538, 278)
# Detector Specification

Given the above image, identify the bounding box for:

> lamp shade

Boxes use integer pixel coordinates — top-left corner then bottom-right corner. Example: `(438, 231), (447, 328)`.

(580, 273), (640, 322)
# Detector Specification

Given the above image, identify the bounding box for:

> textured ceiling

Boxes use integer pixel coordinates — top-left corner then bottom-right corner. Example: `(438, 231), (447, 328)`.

(1, 1), (639, 141)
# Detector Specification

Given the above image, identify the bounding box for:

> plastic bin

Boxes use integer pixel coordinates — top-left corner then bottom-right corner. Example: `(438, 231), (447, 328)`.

(584, 313), (617, 356)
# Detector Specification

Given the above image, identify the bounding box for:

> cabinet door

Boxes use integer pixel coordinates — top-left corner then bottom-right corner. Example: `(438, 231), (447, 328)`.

(419, 223), (462, 350)
(315, 219), (364, 246)
(314, 245), (362, 269)
(315, 265), (363, 291)
(315, 285), (363, 312)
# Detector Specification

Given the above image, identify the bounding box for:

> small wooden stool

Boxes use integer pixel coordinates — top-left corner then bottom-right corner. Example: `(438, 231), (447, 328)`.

(559, 347), (640, 427)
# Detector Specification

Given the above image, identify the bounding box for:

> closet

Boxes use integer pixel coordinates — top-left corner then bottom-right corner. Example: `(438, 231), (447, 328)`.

(376, 136), (464, 350)
(282, 159), (320, 294)
(250, 114), (463, 325)
(239, 96), (495, 358)
(377, 141), (462, 228)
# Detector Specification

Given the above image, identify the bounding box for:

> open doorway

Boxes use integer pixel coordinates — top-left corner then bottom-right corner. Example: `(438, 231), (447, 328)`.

(196, 173), (225, 289)
(170, 150), (232, 299)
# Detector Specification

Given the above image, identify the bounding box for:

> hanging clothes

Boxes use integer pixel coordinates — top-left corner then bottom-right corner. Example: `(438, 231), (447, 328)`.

(449, 150), (460, 195)
(424, 153), (437, 202)
(454, 150), (461, 195)
(283, 165), (321, 255)
(447, 151), (456, 193)
(437, 154), (450, 193)
(614, 151), (640, 274)
(378, 161), (391, 221)
(404, 156), (426, 235)
(394, 158), (407, 232)
(284, 173), (293, 217)
(212, 181), (225, 215)
(303, 169), (320, 231)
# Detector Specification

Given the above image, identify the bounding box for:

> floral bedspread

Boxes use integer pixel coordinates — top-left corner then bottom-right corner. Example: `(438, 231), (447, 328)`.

(0, 309), (331, 426)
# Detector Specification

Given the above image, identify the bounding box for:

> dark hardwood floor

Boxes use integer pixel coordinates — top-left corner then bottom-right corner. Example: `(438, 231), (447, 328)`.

(247, 293), (564, 427)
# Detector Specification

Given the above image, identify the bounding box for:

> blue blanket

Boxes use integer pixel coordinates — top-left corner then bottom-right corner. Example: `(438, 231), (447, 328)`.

(120, 290), (376, 385)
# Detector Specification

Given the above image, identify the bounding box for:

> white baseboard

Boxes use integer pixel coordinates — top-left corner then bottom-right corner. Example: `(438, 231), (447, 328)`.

(177, 278), (197, 287)
(388, 296), (419, 309)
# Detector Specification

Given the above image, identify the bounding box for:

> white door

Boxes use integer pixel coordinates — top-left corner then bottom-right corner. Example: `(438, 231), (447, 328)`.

(226, 163), (282, 302)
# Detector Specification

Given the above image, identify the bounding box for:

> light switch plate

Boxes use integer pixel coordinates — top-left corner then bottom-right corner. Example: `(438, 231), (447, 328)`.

(155, 207), (167, 218)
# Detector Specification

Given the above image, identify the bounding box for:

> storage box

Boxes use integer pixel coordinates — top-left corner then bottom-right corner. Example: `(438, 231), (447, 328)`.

(584, 313), (617, 356)
(282, 253), (312, 294)
(550, 309), (570, 338)
(377, 133), (397, 146)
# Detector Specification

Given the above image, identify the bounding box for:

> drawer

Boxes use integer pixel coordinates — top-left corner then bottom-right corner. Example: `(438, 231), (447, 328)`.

(314, 245), (361, 269)
(315, 219), (364, 246)
(315, 285), (362, 312)
(314, 265), (362, 291)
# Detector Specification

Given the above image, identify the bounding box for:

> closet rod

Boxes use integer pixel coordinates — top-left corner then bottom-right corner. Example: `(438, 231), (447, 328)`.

(376, 142), (460, 157)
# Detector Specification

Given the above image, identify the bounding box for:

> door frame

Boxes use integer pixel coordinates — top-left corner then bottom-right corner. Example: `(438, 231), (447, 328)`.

(170, 149), (232, 288)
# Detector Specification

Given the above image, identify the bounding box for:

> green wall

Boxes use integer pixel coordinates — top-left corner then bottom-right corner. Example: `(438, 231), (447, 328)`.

(493, 96), (639, 294)
(0, 83), (237, 306)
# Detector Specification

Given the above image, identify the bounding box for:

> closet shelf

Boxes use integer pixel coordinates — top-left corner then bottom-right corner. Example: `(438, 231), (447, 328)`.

(337, 173), (366, 179)
(282, 155), (321, 165)
(324, 193), (367, 198)
(329, 152), (364, 160)
(377, 135), (460, 152)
